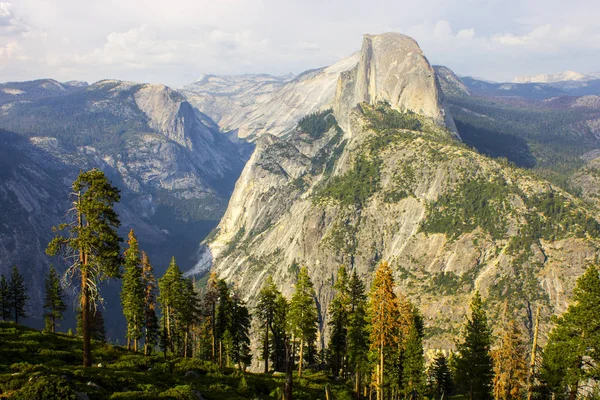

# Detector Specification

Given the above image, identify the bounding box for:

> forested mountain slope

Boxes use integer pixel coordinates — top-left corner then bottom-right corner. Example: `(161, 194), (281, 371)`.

(194, 33), (600, 350)
(0, 80), (249, 336)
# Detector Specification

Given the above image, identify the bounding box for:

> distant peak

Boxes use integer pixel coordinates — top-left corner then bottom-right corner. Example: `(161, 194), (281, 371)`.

(513, 70), (595, 84)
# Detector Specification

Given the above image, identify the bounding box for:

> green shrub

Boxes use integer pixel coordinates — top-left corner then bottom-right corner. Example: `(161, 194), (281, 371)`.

(159, 385), (198, 400)
(10, 375), (77, 400)
(315, 155), (381, 207)
(297, 109), (339, 139)
(110, 391), (161, 399)
(421, 178), (512, 240)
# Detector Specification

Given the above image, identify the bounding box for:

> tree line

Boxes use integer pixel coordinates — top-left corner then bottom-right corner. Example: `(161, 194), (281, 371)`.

(3, 168), (598, 399)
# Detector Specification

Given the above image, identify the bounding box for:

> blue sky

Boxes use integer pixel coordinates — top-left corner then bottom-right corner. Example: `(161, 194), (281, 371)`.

(1, 0), (599, 86)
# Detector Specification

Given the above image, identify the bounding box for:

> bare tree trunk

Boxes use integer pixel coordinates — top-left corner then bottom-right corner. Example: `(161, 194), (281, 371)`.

(355, 371), (360, 400)
(184, 330), (188, 358)
(219, 340), (223, 368)
(527, 305), (541, 400)
(298, 339), (304, 377)
(211, 302), (216, 361)
(81, 264), (92, 367)
(284, 339), (293, 400)
(264, 321), (269, 373)
(379, 341), (384, 400)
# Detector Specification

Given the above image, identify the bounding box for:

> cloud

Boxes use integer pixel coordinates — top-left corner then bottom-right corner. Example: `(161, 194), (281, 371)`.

(2, 0), (600, 85)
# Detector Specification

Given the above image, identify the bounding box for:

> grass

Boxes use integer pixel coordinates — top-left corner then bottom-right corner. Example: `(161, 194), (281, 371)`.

(0, 322), (353, 399)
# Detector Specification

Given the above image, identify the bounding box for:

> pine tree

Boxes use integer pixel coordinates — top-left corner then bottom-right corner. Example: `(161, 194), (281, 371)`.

(8, 265), (28, 324)
(215, 278), (232, 367)
(43, 266), (67, 333)
(492, 317), (528, 400)
(428, 352), (453, 399)
(230, 293), (252, 370)
(288, 266), (318, 377)
(180, 278), (201, 358)
(204, 272), (220, 361)
(256, 276), (279, 373)
(46, 168), (122, 367)
(0, 275), (11, 321)
(141, 252), (159, 356)
(540, 265), (600, 399)
(455, 291), (494, 400)
(400, 307), (426, 398)
(272, 291), (290, 372)
(158, 257), (185, 356)
(328, 265), (351, 377)
(121, 229), (145, 351)
(347, 268), (369, 398)
(369, 261), (400, 400)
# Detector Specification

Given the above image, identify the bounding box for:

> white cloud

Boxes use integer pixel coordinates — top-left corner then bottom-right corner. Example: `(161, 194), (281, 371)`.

(2, 0), (600, 85)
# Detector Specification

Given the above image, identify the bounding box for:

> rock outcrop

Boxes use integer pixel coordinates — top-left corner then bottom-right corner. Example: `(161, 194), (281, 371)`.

(334, 33), (456, 134)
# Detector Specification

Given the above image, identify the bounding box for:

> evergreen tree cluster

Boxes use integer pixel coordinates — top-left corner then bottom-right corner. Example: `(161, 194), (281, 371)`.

(21, 169), (600, 399)
(0, 266), (28, 324)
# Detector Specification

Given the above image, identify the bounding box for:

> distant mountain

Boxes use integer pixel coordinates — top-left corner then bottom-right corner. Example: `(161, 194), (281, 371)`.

(458, 76), (568, 100)
(513, 70), (596, 84)
(182, 53), (362, 139)
(0, 79), (88, 105)
(0, 79), (249, 336)
(433, 66), (600, 204)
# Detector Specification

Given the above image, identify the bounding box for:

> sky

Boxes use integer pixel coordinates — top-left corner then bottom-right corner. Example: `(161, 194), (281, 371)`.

(1, 0), (600, 87)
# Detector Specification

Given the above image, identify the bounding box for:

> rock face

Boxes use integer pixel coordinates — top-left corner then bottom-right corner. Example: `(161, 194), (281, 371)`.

(183, 54), (360, 139)
(195, 34), (600, 354)
(0, 80), (248, 331)
(433, 66), (471, 97)
(334, 33), (456, 134)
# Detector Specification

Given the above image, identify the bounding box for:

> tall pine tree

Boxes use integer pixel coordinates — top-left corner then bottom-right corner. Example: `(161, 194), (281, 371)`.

(141, 252), (159, 356)
(256, 276), (279, 373)
(400, 304), (426, 398)
(288, 266), (318, 377)
(215, 278), (232, 367)
(46, 168), (122, 367)
(230, 292), (252, 370)
(492, 317), (528, 400)
(328, 265), (351, 378)
(369, 261), (400, 400)
(0, 275), (11, 321)
(43, 266), (67, 333)
(158, 257), (185, 356)
(121, 229), (145, 351)
(540, 265), (600, 399)
(455, 291), (494, 400)
(347, 268), (369, 398)
(428, 352), (453, 399)
(8, 265), (28, 324)
(180, 278), (201, 358)
(272, 291), (290, 372)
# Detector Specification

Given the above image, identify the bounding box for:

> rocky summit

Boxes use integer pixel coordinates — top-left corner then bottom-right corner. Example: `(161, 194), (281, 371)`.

(193, 32), (600, 352)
